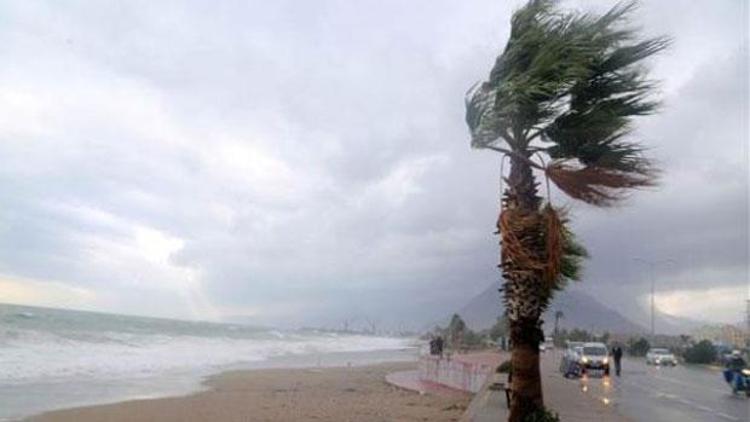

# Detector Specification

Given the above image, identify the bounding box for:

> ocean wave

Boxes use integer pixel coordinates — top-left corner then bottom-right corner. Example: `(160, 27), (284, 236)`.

(0, 328), (412, 384)
(0, 304), (415, 385)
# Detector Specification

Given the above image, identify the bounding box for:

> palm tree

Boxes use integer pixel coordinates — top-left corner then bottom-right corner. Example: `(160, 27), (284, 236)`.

(465, 1), (668, 420)
(448, 313), (467, 351)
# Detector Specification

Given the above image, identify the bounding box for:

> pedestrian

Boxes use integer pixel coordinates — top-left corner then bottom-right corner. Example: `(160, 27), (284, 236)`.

(435, 336), (444, 358)
(612, 345), (623, 376)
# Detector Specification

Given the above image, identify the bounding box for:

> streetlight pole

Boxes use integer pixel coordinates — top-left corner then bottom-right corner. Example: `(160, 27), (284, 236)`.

(633, 258), (675, 338)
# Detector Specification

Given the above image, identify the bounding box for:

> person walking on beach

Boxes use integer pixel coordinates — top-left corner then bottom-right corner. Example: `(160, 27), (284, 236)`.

(612, 345), (623, 377)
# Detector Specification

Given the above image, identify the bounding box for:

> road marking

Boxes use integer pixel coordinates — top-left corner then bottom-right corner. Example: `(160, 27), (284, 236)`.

(651, 372), (726, 395)
(714, 411), (742, 421)
(615, 377), (741, 421)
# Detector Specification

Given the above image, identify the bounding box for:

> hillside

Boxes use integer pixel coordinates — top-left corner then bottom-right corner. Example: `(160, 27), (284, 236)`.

(453, 282), (647, 335)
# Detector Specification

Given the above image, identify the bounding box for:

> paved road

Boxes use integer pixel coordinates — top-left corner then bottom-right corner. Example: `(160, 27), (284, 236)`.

(546, 351), (749, 421)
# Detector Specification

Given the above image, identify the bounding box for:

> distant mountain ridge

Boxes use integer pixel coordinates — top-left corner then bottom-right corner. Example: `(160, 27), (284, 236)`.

(644, 310), (708, 336)
(451, 283), (647, 334)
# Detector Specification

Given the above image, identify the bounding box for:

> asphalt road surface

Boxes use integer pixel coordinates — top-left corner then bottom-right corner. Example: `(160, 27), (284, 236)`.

(547, 352), (750, 421)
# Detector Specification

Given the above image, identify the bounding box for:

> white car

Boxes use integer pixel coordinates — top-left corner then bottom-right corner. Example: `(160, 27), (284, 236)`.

(646, 348), (677, 366)
(579, 342), (610, 375)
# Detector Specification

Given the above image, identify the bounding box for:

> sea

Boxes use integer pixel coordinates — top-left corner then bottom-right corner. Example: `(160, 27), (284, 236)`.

(0, 303), (418, 421)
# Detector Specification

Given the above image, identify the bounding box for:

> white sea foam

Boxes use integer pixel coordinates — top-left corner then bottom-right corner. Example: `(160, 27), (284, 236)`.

(0, 327), (412, 383)
(0, 304), (419, 420)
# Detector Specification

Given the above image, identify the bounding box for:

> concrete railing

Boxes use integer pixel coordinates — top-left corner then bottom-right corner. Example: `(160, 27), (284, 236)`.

(418, 354), (496, 393)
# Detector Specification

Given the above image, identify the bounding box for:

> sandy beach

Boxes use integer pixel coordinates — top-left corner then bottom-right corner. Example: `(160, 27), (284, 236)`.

(27, 362), (471, 422)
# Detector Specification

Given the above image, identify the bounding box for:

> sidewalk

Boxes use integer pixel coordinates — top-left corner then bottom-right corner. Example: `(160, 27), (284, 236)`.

(385, 370), (470, 397)
(460, 372), (509, 422)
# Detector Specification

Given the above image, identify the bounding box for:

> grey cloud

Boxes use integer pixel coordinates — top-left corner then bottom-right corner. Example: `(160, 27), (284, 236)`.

(0, 0), (746, 326)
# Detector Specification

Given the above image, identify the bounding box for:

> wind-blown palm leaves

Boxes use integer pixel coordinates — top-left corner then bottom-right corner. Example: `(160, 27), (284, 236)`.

(467, 0), (667, 206)
(465, 1), (667, 420)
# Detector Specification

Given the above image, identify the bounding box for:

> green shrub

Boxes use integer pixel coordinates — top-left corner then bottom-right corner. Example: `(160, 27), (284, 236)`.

(524, 407), (560, 422)
(489, 317), (509, 341)
(463, 329), (484, 346)
(627, 337), (650, 357)
(683, 340), (717, 364)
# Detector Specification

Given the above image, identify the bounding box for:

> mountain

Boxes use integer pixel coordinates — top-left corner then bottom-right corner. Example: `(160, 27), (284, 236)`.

(645, 311), (708, 336)
(452, 282), (647, 335)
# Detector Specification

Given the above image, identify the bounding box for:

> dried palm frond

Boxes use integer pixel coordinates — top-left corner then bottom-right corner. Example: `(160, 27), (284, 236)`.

(499, 204), (570, 287)
(498, 202), (586, 324)
(500, 202), (586, 291)
(545, 160), (657, 207)
(498, 207), (545, 272)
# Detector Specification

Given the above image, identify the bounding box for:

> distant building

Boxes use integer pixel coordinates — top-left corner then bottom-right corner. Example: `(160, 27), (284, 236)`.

(691, 324), (749, 349)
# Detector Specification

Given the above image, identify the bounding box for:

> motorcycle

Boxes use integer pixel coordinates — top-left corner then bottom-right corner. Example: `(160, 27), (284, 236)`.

(722, 368), (750, 396)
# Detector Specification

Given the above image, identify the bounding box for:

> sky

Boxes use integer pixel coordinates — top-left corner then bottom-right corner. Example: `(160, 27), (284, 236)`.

(0, 0), (747, 330)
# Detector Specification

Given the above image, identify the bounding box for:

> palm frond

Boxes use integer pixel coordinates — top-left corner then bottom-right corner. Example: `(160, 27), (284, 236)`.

(466, 0), (591, 149)
(545, 160), (657, 206)
(540, 4), (669, 202)
(466, 0), (668, 206)
(544, 32), (669, 173)
(541, 204), (587, 289)
(465, 82), (506, 148)
(559, 223), (587, 282)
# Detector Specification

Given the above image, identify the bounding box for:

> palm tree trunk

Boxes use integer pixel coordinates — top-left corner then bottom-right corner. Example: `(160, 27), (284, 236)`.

(502, 154), (545, 422)
(509, 319), (544, 421)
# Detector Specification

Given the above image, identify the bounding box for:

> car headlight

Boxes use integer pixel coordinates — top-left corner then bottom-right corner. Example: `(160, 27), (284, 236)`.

(603, 357), (609, 364)
(742, 369), (750, 376)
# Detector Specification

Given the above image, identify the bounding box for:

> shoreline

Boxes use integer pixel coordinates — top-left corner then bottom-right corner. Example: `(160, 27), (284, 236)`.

(8, 347), (420, 422)
(26, 361), (471, 422)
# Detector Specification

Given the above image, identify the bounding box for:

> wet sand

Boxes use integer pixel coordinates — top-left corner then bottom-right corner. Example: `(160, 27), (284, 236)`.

(28, 362), (471, 422)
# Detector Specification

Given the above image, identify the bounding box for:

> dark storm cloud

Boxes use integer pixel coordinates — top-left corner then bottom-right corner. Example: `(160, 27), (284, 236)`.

(0, 0), (745, 325)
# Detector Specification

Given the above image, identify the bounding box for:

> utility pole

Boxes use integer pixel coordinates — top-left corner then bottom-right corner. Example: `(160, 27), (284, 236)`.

(633, 258), (675, 338)
(649, 265), (655, 337)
